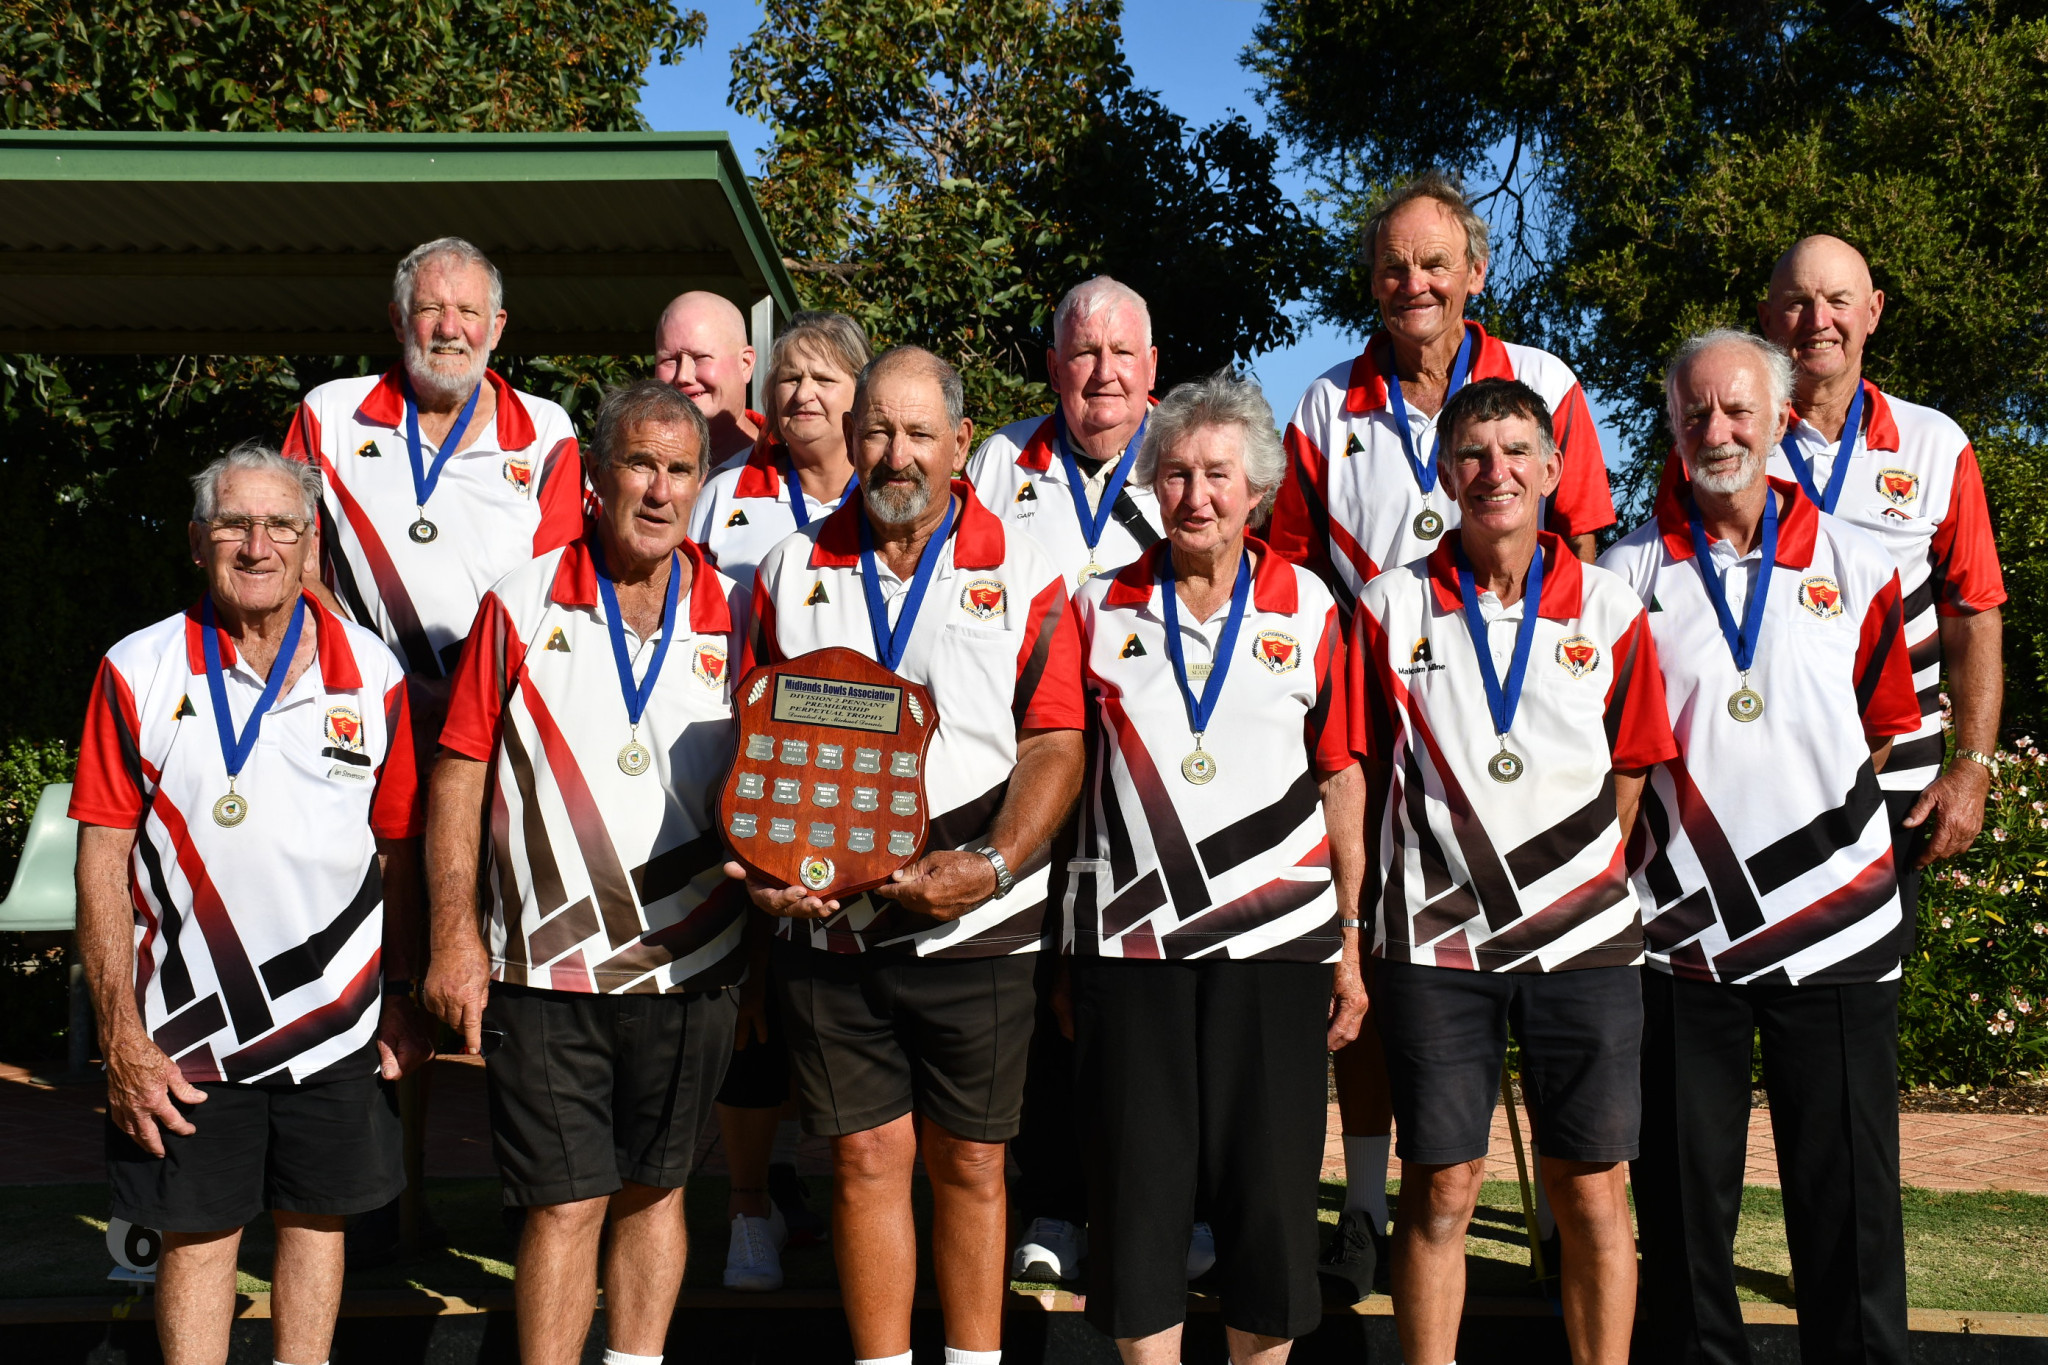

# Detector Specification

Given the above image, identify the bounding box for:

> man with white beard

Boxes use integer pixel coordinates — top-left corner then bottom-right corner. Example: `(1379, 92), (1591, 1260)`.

(285, 237), (586, 724)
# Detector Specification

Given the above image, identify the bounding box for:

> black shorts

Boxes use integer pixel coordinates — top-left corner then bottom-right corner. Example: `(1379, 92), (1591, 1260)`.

(106, 1071), (403, 1232)
(773, 939), (1035, 1141)
(715, 974), (791, 1110)
(484, 984), (737, 1206)
(1375, 960), (1642, 1166)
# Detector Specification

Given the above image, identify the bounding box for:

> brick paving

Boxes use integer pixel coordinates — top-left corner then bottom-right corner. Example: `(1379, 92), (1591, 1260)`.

(6, 1059), (2042, 1192)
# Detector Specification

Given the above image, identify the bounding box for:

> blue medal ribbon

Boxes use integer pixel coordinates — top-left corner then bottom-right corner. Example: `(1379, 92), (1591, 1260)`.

(1383, 325), (1475, 496)
(1159, 550), (1253, 741)
(1053, 410), (1146, 563)
(594, 546), (684, 731)
(201, 592), (309, 787)
(1686, 489), (1779, 676)
(401, 374), (485, 514)
(784, 450), (857, 531)
(1778, 382), (1864, 514)
(1453, 539), (1545, 744)
(857, 495), (958, 671)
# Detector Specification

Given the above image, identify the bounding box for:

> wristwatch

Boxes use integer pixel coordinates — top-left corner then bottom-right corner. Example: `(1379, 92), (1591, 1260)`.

(973, 846), (1016, 899)
(1954, 748), (1998, 773)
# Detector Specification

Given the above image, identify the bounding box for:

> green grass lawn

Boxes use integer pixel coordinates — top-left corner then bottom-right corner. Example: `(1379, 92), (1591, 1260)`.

(2, 1177), (2042, 1315)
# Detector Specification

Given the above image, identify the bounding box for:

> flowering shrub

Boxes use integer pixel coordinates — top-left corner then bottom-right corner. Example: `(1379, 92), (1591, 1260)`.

(1901, 731), (2048, 1089)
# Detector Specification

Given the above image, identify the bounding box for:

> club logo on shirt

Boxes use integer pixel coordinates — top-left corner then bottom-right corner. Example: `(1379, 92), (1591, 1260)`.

(726, 509), (750, 528)
(1344, 433), (1365, 457)
(1799, 576), (1844, 619)
(545, 627), (572, 652)
(961, 579), (1007, 620)
(1015, 482), (1037, 503)
(502, 457), (533, 494)
(355, 440), (381, 459)
(1554, 636), (1600, 678)
(1252, 631), (1301, 673)
(323, 705), (364, 751)
(694, 644), (728, 688)
(1880, 506), (1912, 522)
(805, 581), (831, 606)
(1120, 633), (1147, 659)
(173, 694), (197, 720)
(1876, 467), (1920, 506)
(1410, 637), (1433, 665)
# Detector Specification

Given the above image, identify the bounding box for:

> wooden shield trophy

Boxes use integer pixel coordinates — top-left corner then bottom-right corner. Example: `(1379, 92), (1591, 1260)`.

(720, 647), (940, 899)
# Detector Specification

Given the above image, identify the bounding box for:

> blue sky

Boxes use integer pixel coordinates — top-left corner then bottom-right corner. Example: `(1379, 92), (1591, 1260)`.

(637, 0), (1622, 456)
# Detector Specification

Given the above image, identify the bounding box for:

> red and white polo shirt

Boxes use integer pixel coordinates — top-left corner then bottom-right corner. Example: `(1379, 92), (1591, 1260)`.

(1599, 478), (1921, 985)
(70, 596), (422, 1084)
(283, 369), (585, 678)
(1348, 534), (1677, 972)
(1766, 382), (2006, 811)
(439, 536), (753, 995)
(1064, 540), (1352, 962)
(750, 483), (1087, 957)
(688, 439), (857, 589)
(966, 412), (1164, 586)
(1271, 323), (1616, 615)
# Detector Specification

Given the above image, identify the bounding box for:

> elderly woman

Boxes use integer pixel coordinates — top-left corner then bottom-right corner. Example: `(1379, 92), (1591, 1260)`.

(688, 309), (871, 586)
(1064, 370), (1369, 1364)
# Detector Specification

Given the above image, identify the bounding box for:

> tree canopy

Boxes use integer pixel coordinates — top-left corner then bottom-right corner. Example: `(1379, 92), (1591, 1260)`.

(1249, 0), (2048, 726)
(734, 0), (1324, 430)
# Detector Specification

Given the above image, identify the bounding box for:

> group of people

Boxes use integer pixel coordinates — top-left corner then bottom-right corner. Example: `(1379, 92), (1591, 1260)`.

(69, 171), (2006, 1365)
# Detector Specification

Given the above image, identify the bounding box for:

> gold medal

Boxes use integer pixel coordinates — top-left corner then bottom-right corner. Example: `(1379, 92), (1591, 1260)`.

(1077, 561), (1103, 588)
(1487, 749), (1525, 783)
(1413, 508), (1445, 540)
(1728, 687), (1765, 722)
(618, 740), (652, 776)
(408, 517), (438, 544)
(1181, 746), (1217, 785)
(212, 791), (248, 827)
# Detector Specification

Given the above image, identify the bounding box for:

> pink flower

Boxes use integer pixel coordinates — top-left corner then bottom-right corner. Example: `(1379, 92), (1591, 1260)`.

(1993, 828), (2008, 842)
(1971, 992), (1983, 1003)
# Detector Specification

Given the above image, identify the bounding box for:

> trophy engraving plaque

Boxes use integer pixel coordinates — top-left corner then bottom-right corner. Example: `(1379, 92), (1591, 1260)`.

(721, 648), (939, 898)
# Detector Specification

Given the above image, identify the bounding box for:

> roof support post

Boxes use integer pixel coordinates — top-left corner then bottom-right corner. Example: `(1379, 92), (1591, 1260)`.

(750, 295), (777, 417)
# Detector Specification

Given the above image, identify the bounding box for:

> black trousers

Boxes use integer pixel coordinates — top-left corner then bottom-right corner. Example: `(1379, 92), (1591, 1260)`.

(1074, 956), (1331, 1342)
(1011, 947), (1089, 1223)
(1634, 971), (1908, 1365)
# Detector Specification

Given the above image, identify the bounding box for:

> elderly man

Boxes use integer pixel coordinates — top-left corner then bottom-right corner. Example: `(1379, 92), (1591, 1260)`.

(284, 236), (586, 703)
(1604, 331), (1921, 1365)
(732, 346), (1087, 1365)
(72, 442), (431, 1365)
(1348, 379), (1676, 1365)
(965, 273), (1165, 1284)
(423, 381), (751, 1365)
(1270, 174), (1621, 1292)
(1758, 236), (2006, 934)
(655, 290), (766, 472)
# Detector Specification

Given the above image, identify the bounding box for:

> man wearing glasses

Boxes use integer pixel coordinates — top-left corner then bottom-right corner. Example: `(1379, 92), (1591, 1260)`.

(72, 441), (431, 1365)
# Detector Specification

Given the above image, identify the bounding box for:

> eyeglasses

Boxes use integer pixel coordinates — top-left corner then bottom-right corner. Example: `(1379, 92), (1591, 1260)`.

(204, 515), (310, 545)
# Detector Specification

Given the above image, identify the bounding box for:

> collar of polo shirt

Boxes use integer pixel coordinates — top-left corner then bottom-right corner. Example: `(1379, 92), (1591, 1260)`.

(1342, 321), (1519, 417)
(1102, 536), (1299, 616)
(805, 478), (1007, 571)
(183, 590), (363, 690)
(1652, 475), (1820, 569)
(354, 365), (538, 451)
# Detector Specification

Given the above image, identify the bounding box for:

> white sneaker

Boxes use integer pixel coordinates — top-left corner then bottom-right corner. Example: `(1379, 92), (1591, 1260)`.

(1010, 1216), (1086, 1282)
(1186, 1221), (1217, 1279)
(722, 1207), (787, 1291)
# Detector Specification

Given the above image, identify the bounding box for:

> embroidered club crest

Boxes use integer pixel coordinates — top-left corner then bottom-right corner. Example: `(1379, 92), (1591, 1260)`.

(1799, 576), (1844, 619)
(694, 644), (728, 688)
(961, 579), (1006, 620)
(1554, 636), (1600, 678)
(1875, 467), (1920, 507)
(503, 457), (533, 494)
(324, 705), (365, 751)
(1252, 631), (1301, 674)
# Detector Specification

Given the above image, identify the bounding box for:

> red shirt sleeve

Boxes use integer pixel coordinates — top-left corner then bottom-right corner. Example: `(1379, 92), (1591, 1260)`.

(1267, 423), (1336, 583)
(370, 680), (426, 839)
(69, 658), (149, 829)
(438, 593), (523, 763)
(1345, 604), (1398, 765)
(1856, 571), (1922, 739)
(1017, 581), (1086, 732)
(1545, 382), (1618, 540)
(1929, 443), (2007, 616)
(1604, 610), (1678, 770)
(533, 437), (587, 556)
(1309, 603), (1354, 773)
(281, 401), (320, 464)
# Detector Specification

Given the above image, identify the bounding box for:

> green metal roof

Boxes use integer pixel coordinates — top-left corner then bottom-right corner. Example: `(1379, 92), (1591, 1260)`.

(0, 131), (796, 356)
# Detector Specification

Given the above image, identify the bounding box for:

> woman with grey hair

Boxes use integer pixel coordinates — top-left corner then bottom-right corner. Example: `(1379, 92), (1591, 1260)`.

(688, 310), (872, 590)
(1061, 370), (1370, 1363)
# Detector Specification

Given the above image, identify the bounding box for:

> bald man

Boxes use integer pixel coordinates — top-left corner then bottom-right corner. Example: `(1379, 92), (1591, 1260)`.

(1758, 236), (2006, 948)
(655, 291), (765, 471)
